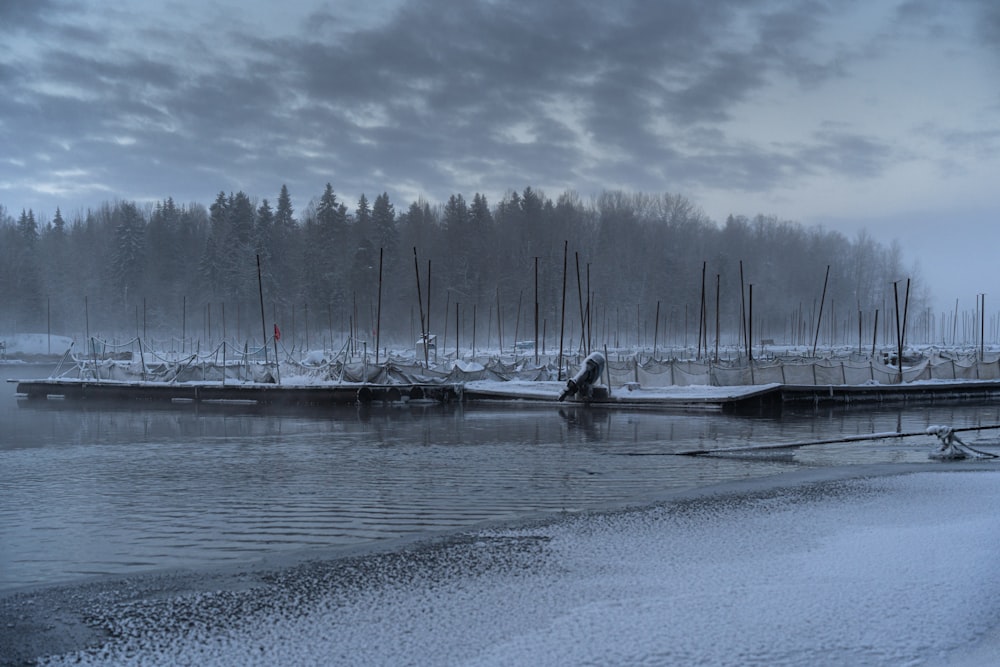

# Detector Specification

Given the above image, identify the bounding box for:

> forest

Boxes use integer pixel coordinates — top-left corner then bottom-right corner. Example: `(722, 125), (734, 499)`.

(0, 185), (928, 356)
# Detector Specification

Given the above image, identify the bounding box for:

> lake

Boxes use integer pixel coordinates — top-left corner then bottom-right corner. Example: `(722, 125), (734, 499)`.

(3, 362), (999, 593)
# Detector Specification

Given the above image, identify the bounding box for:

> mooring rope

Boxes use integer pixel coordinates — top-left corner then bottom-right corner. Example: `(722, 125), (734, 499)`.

(676, 423), (1000, 457)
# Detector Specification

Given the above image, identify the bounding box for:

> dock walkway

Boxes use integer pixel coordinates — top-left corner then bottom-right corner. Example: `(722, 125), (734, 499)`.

(10, 377), (1000, 413)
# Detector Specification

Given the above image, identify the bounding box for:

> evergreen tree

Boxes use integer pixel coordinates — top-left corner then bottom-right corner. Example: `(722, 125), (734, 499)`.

(372, 192), (397, 255)
(311, 183), (349, 314)
(442, 194), (471, 295)
(111, 201), (146, 308)
(275, 184), (295, 230)
(51, 207), (66, 236)
(468, 192), (496, 303)
(355, 193), (371, 228)
(199, 192), (229, 300)
(144, 198), (183, 326)
(255, 199), (274, 257)
(0, 184), (931, 348)
(349, 194), (378, 313)
(18, 209), (39, 246)
(254, 198), (278, 301)
(222, 191), (257, 308)
(399, 198), (437, 257)
(271, 184), (300, 306)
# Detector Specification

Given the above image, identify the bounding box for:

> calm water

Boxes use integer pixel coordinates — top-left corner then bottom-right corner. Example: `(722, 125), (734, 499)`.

(3, 363), (1000, 593)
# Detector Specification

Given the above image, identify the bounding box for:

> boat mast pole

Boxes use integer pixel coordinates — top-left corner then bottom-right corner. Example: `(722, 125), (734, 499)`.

(375, 247), (383, 366)
(257, 254), (268, 365)
(413, 247), (428, 368)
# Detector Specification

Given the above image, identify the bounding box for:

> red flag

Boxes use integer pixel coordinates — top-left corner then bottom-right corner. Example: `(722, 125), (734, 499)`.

(274, 323), (281, 341)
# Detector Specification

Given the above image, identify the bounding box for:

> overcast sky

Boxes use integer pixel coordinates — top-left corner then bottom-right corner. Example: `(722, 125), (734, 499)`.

(2, 0), (997, 315)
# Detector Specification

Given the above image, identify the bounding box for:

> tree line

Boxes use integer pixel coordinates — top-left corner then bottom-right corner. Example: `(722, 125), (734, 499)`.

(1, 185), (925, 354)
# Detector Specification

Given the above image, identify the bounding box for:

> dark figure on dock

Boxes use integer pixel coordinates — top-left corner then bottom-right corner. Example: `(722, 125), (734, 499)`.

(559, 351), (606, 402)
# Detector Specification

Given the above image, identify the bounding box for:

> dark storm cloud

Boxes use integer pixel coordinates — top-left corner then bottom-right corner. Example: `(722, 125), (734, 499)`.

(965, 0), (1000, 54)
(0, 0), (964, 215)
(797, 127), (897, 179)
(273, 0), (819, 197)
(0, 0), (59, 30)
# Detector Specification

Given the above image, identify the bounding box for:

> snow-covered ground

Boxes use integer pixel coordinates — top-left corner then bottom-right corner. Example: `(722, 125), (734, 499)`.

(4, 464), (998, 667)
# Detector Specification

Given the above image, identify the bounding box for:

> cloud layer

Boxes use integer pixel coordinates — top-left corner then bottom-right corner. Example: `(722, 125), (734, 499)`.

(3, 0), (996, 225)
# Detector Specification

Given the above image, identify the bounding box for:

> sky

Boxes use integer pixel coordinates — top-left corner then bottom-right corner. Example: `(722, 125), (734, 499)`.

(1, 0), (998, 314)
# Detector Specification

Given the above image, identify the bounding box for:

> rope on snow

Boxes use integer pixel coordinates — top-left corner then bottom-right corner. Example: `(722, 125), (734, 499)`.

(926, 425), (999, 460)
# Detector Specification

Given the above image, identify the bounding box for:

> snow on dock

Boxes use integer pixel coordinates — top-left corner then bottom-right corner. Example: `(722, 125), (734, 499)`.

(14, 375), (1000, 413)
(461, 379), (782, 411)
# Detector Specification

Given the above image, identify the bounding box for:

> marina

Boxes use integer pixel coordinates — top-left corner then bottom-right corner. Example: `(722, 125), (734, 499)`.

(11, 373), (1000, 413)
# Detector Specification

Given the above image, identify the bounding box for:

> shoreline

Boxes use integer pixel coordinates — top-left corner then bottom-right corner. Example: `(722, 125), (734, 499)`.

(3, 461), (997, 666)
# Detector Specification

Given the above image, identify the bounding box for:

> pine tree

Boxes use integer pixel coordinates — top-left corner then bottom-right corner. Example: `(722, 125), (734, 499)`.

(355, 193), (371, 228)
(349, 194), (378, 310)
(372, 192), (397, 254)
(254, 198), (279, 300)
(199, 192), (229, 299)
(255, 199), (274, 257)
(111, 201), (146, 308)
(271, 184), (300, 304)
(52, 207), (66, 236)
(442, 194), (471, 295)
(313, 183), (349, 314)
(144, 198), (183, 322)
(18, 209), (39, 246)
(276, 184), (295, 231)
(222, 191), (257, 307)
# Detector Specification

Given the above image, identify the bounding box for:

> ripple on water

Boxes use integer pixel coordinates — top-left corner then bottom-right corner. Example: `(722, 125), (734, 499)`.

(3, 401), (1000, 591)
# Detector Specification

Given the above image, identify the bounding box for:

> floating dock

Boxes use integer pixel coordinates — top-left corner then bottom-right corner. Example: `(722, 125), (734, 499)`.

(10, 377), (1000, 413)
(777, 380), (1000, 407)
(11, 378), (461, 406)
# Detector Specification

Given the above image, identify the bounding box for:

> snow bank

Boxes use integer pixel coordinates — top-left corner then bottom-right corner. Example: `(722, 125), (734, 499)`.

(21, 468), (1000, 667)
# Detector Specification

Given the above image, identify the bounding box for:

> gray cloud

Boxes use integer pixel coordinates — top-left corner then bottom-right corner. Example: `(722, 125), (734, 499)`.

(0, 0), (60, 30)
(0, 0), (992, 218)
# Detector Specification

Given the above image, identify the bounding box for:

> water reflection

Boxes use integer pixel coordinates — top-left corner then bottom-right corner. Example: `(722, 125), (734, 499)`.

(3, 364), (1000, 593)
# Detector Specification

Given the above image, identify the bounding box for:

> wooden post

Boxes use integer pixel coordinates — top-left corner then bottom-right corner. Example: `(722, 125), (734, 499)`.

(871, 309), (879, 358)
(980, 293), (986, 361)
(534, 256), (539, 365)
(575, 252), (586, 356)
(375, 248), (383, 365)
(513, 289), (523, 359)
(812, 265), (830, 357)
(496, 287), (503, 355)
(413, 247), (428, 368)
(426, 259), (432, 349)
(272, 302), (280, 384)
(740, 260), (748, 359)
(697, 262), (706, 360)
(894, 281), (902, 383)
(858, 307), (862, 355)
(714, 273), (720, 363)
(442, 289), (450, 356)
(586, 263), (592, 353)
(256, 257), (267, 364)
(653, 300), (660, 361)
(558, 240), (568, 381)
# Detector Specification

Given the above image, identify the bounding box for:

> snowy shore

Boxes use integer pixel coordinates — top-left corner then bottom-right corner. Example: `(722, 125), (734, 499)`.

(2, 463), (998, 667)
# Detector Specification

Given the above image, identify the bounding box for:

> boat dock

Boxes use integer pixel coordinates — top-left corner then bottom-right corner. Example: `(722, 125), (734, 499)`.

(11, 378), (462, 406)
(10, 377), (1000, 412)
